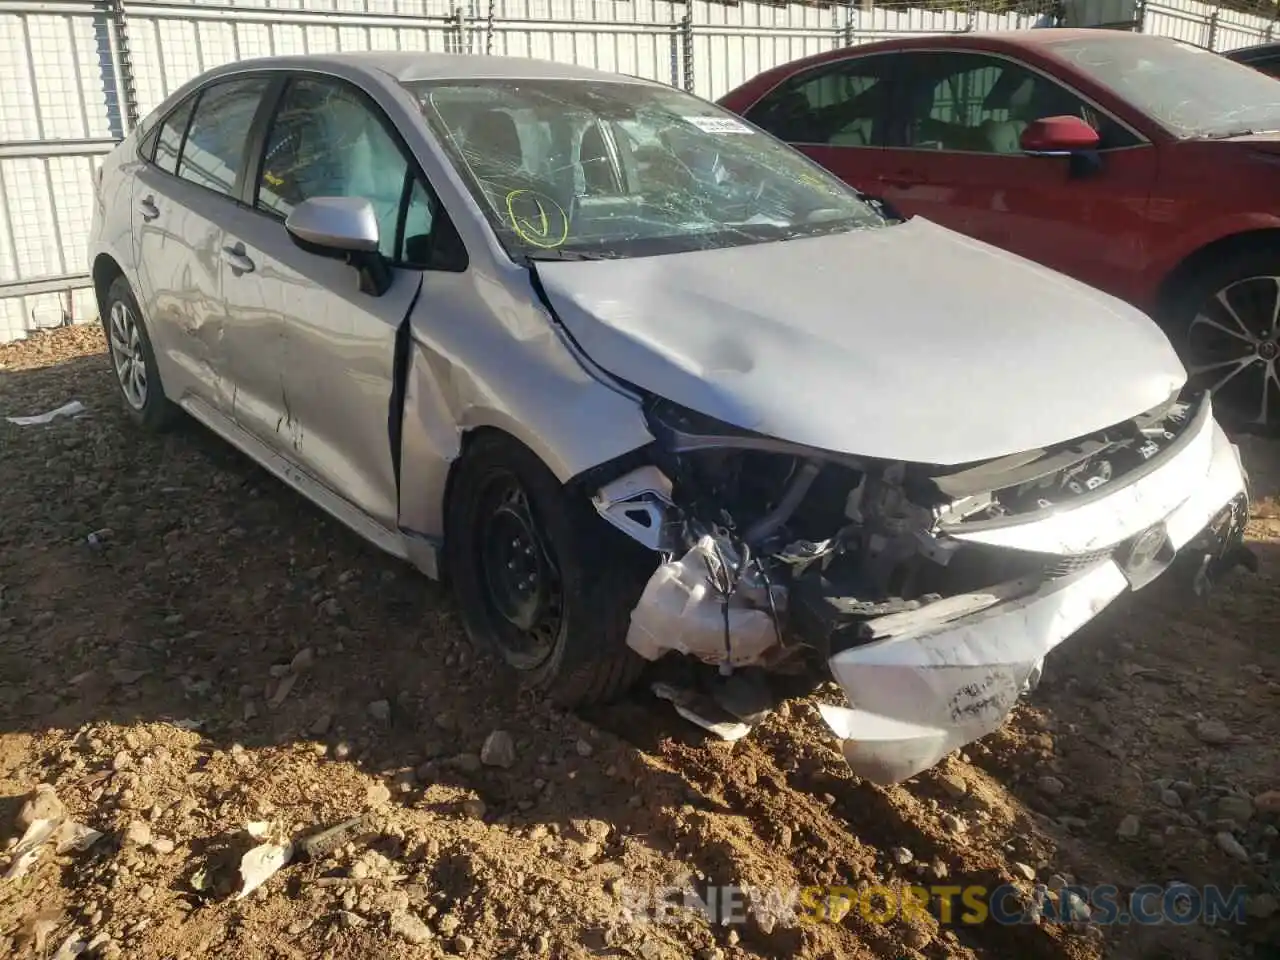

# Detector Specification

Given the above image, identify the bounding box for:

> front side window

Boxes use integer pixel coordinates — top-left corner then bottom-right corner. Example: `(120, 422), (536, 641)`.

(406, 78), (885, 261)
(256, 77), (436, 263)
(745, 58), (892, 147)
(177, 78), (270, 197)
(896, 52), (1138, 153)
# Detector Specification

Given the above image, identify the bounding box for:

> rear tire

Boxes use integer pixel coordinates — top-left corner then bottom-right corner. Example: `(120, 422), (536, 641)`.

(101, 275), (175, 431)
(1161, 245), (1280, 434)
(444, 432), (652, 707)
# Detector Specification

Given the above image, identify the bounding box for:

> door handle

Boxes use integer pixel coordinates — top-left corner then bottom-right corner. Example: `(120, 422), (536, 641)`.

(220, 243), (255, 274)
(136, 196), (160, 221)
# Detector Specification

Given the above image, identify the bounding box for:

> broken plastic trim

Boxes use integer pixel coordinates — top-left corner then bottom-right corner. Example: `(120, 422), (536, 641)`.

(937, 392), (1209, 535)
(821, 418), (1249, 784)
(591, 464), (679, 551)
(929, 388), (1185, 501)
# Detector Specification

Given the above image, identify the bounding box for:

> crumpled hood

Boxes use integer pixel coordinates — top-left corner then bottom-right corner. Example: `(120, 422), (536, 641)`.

(536, 217), (1186, 465)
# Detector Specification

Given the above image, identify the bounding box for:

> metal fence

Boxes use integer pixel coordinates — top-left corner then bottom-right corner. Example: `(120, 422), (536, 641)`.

(0, 0), (1269, 341)
(1143, 0), (1280, 50)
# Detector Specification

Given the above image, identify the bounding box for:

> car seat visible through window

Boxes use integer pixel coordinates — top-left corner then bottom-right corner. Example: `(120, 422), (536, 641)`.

(578, 122), (621, 195)
(983, 76), (1035, 154)
(462, 109), (525, 180)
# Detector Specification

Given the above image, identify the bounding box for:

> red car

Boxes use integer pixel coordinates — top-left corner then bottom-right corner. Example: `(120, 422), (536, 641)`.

(719, 29), (1280, 429)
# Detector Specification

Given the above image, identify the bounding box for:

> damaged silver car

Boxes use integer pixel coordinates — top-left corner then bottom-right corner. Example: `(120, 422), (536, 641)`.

(90, 53), (1254, 784)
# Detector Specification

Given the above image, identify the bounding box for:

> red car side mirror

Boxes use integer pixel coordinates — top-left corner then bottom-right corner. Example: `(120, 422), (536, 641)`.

(1020, 115), (1101, 155)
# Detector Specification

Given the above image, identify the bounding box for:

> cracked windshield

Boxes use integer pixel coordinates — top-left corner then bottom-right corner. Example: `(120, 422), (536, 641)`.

(407, 78), (886, 260)
(1045, 32), (1280, 138)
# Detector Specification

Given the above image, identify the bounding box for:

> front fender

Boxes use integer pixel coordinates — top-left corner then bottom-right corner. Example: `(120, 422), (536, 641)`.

(395, 275), (654, 544)
(1142, 210), (1280, 308)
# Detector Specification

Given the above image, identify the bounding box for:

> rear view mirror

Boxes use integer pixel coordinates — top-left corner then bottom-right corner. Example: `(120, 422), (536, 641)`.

(285, 197), (391, 297)
(1020, 115), (1101, 155)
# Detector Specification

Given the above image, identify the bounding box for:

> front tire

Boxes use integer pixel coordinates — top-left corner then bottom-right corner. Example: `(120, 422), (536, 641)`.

(101, 275), (175, 431)
(444, 433), (652, 707)
(1162, 246), (1280, 434)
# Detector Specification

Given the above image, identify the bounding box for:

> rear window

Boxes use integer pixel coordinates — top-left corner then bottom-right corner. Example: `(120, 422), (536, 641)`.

(177, 78), (270, 197)
(153, 98), (194, 175)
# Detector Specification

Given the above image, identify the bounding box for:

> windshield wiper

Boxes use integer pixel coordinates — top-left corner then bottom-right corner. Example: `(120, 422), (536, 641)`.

(1200, 127), (1280, 140)
(524, 249), (613, 262)
(1202, 128), (1260, 139)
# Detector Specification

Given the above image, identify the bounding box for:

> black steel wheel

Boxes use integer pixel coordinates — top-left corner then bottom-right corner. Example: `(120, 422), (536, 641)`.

(444, 432), (653, 706)
(474, 468), (564, 671)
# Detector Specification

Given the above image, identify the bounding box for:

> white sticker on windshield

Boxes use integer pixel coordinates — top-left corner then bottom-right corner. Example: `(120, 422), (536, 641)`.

(682, 115), (754, 135)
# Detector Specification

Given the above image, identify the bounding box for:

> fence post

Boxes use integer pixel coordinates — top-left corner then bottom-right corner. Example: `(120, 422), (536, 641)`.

(106, 0), (139, 133)
(1134, 0), (1147, 32)
(669, 19), (680, 89)
(447, 6), (466, 54)
(680, 0), (694, 94)
(841, 0), (855, 47)
(485, 0), (496, 55)
(1206, 9), (1219, 51)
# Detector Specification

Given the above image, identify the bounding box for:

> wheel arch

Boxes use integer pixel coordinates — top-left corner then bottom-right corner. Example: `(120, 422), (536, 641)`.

(438, 421), (652, 705)
(395, 338), (654, 553)
(92, 253), (126, 317)
(1156, 228), (1280, 315)
(432, 423), (654, 582)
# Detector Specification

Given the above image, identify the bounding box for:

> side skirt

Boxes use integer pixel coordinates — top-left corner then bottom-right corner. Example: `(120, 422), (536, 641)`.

(179, 395), (417, 565)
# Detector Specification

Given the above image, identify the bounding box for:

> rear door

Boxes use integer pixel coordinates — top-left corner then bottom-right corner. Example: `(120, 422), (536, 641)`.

(132, 76), (274, 414)
(741, 53), (896, 197)
(876, 50), (1158, 299)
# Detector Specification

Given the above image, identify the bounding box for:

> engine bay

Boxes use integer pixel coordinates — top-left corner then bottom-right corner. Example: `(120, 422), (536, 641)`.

(593, 391), (1212, 672)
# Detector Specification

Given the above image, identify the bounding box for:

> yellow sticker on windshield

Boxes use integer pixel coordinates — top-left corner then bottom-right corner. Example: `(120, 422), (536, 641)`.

(505, 189), (569, 249)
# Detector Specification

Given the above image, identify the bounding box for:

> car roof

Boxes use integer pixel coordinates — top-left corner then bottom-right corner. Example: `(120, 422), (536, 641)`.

(211, 51), (658, 86)
(750, 27), (1185, 74)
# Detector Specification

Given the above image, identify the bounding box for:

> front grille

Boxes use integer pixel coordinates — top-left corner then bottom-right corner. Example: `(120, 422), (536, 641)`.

(1045, 548), (1113, 579)
(922, 540), (1111, 594)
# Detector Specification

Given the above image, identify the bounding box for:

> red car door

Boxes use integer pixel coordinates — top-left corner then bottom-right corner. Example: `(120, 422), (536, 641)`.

(871, 50), (1158, 303)
(739, 53), (897, 200)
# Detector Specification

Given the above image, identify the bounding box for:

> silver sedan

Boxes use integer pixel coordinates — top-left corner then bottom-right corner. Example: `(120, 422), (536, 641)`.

(90, 53), (1253, 784)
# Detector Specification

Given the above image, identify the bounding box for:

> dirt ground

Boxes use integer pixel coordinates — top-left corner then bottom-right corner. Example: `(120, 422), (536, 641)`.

(0, 324), (1278, 960)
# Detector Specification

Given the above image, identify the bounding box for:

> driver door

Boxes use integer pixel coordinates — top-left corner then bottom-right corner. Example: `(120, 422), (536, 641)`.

(215, 74), (443, 530)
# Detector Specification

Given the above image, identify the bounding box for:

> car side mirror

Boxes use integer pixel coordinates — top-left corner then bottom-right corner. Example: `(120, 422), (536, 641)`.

(1020, 115), (1103, 179)
(285, 197), (392, 297)
(1020, 115), (1101, 155)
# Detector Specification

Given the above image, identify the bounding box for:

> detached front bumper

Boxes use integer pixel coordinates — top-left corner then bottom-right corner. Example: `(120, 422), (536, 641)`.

(821, 411), (1249, 785)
